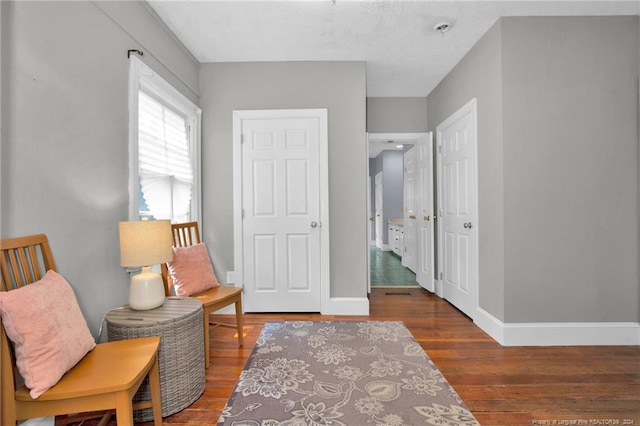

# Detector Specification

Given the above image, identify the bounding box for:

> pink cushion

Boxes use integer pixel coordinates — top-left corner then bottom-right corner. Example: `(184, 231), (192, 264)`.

(0, 270), (96, 399)
(168, 242), (220, 296)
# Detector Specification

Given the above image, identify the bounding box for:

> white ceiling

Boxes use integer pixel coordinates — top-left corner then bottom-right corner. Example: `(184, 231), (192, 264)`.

(148, 0), (640, 98)
(368, 132), (425, 158)
(147, 0), (639, 157)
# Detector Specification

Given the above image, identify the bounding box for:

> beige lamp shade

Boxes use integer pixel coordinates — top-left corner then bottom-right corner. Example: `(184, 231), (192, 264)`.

(119, 220), (173, 267)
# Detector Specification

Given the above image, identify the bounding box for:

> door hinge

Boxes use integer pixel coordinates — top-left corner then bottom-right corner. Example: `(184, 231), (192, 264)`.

(439, 272), (443, 280)
(241, 134), (245, 144)
(438, 144), (442, 154)
(241, 209), (245, 219)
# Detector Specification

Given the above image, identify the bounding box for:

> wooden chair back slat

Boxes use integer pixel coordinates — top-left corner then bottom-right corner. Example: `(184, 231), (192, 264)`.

(0, 234), (56, 292)
(171, 221), (201, 247)
(162, 222), (201, 296)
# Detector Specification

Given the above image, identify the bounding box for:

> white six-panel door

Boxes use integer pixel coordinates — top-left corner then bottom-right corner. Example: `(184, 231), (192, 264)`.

(374, 172), (384, 249)
(437, 99), (478, 319)
(416, 132), (435, 292)
(234, 110), (328, 312)
(402, 147), (417, 272)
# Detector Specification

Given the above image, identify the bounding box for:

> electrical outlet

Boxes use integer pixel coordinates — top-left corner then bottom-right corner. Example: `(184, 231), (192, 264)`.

(227, 271), (235, 284)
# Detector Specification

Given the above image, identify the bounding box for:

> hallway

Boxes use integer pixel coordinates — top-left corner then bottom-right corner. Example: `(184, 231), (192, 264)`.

(369, 246), (418, 287)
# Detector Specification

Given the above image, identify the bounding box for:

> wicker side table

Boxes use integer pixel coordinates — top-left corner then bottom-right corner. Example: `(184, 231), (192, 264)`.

(106, 297), (205, 421)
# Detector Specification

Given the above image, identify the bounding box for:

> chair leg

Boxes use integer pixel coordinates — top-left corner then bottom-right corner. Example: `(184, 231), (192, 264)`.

(114, 392), (134, 426)
(235, 297), (244, 347)
(148, 354), (163, 425)
(2, 410), (16, 426)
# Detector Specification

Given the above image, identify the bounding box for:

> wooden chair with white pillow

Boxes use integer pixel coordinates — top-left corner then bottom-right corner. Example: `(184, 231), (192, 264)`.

(161, 221), (243, 368)
(0, 234), (163, 426)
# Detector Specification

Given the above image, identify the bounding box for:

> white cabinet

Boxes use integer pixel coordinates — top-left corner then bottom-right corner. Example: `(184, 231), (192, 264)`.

(388, 223), (404, 257)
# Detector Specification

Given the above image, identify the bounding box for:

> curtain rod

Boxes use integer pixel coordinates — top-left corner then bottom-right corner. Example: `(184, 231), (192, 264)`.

(128, 49), (144, 58)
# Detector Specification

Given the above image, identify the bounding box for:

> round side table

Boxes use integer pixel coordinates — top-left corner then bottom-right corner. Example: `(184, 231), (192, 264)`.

(106, 297), (205, 421)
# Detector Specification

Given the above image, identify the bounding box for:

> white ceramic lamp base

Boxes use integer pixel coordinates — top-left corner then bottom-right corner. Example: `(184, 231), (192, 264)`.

(129, 266), (166, 311)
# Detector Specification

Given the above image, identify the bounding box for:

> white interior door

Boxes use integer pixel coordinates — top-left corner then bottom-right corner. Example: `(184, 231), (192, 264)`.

(437, 99), (478, 319)
(416, 132), (435, 292)
(374, 172), (384, 249)
(234, 109), (328, 312)
(402, 147), (417, 272)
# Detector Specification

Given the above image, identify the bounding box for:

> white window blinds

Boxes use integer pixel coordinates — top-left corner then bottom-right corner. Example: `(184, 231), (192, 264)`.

(138, 90), (193, 222)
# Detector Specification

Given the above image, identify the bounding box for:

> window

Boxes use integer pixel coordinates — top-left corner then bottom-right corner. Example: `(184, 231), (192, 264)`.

(128, 57), (201, 223)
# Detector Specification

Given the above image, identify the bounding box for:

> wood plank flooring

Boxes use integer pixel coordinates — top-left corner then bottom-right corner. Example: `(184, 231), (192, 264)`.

(74, 288), (640, 426)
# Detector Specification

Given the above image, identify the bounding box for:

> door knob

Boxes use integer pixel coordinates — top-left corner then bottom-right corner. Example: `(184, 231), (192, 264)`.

(369, 217), (374, 221)
(409, 215), (416, 219)
(311, 221), (318, 228)
(424, 215), (430, 221)
(463, 222), (472, 229)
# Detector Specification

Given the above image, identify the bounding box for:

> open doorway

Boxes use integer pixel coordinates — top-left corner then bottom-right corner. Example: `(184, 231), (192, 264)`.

(367, 133), (423, 288)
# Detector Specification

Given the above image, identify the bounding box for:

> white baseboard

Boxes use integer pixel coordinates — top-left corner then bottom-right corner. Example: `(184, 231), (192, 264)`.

(232, 296), (369, 316)
(475, 307), (640, 346)
(434, 279), (443, 298)
(323, 297), (369, 315)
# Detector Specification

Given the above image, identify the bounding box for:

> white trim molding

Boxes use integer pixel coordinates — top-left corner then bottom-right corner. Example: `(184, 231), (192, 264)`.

(475, 308), (640, 346)
(434, 279), (444, 298)
(128, 56), (202, 223)
(324, 297), (370, 316)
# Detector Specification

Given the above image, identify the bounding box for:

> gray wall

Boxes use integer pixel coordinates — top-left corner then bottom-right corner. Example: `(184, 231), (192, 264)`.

(0, 1), (199, 336)
(367, 97), (427, 133)
(501, 16), (639, 323)
(428, 16), (639, 324)
(427, 22), (505, 320)
(199, 61), (368, 299)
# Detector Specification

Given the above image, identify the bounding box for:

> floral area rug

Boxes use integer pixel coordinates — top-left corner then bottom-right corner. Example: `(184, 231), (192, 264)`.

(218, 321), (479, 426)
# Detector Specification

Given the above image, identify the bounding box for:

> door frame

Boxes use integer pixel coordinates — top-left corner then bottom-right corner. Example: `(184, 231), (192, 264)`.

(232, 109), (330, 312)
(435, 98), (479, 317)
(402, 146), (417, 272)
(374, 172), (385, 250)
(367, 132), (427, 289)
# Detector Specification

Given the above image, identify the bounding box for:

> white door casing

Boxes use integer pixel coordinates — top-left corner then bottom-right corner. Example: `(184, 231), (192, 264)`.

(402, 147), (417, 272)
(233, 109), (329, 312)
(368, 175), (373, 246)
(374, 172), (384, 250)
(437, 99), (478, 319)
(416, 132), (435, 292)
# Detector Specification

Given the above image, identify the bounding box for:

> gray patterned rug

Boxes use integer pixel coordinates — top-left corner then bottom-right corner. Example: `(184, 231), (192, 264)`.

(217, 321), (479, 426)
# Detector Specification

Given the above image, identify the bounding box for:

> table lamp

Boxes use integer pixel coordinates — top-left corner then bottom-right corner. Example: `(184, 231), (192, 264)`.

(119, 220), (173, 310)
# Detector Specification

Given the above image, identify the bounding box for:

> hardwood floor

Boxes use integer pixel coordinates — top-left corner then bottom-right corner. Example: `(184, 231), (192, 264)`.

(77, 288), (640, 425)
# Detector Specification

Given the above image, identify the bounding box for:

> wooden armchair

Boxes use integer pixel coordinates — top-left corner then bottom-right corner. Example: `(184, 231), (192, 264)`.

(161, 221), (243, 368)
(0, 234), (162, 426)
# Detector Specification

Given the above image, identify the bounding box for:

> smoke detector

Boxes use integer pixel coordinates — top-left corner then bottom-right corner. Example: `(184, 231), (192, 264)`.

(434, 22), (451, 36)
